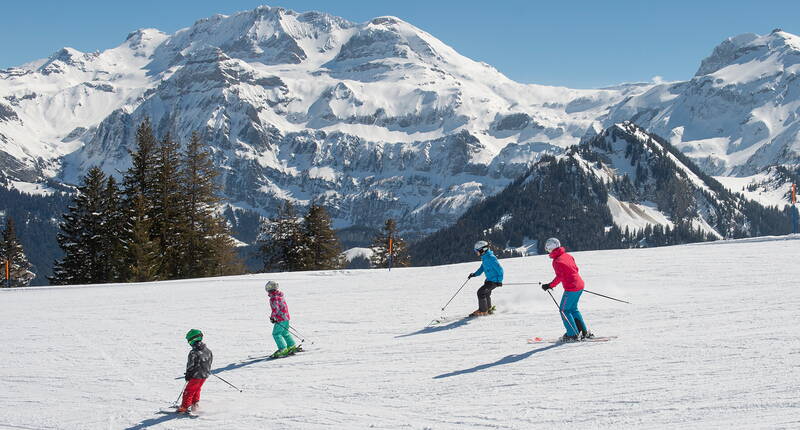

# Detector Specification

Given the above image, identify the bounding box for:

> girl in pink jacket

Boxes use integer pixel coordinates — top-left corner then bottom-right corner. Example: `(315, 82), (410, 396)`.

(265, 281), (300, 358)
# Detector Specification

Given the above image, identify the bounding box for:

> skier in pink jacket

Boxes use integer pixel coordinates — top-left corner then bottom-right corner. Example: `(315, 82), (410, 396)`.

(265, 281), (301, 358)
(540, 238), (593, 342)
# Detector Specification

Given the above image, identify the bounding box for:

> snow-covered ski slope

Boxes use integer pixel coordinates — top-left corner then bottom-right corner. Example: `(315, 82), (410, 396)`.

(2, 236), (799, 429)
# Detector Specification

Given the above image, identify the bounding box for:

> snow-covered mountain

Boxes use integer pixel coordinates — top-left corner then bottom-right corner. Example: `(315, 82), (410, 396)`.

(0, 5), (646, 235)
(411, 122), (792, 266)
(605, 29), (800, 176)
(0, 7), (798, 237)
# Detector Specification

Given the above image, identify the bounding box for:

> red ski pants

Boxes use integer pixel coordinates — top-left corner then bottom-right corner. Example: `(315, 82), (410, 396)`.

(181, 378), (206, 409)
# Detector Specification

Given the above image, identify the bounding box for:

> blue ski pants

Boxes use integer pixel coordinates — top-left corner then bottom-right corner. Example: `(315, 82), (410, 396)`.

(272, 321), (296, 350)
(559, 290), (588, 336)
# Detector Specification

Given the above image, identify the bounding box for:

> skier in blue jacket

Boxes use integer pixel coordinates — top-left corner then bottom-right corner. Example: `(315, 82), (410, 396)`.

(467, 240), (504, 316)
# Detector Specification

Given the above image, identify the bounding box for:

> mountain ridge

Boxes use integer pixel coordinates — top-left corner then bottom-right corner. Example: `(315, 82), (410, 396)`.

(1, 5), (798, 242)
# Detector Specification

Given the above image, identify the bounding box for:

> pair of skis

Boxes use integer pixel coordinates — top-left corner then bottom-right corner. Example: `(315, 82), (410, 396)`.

(429, 306), (496, 325)
(158, 405), (199, 418)
(248, 344), (306, 361)
(527, 335), (617, 344)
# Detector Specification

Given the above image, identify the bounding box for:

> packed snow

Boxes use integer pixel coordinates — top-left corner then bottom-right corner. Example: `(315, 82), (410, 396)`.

(2, 236), (799, 429)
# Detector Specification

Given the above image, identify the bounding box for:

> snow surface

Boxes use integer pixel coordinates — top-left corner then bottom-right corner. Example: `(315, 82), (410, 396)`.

(606, 195), (673, 232)
(2, 236), (799, 429)
(342, 247), (373, 262)
(7, 180), (57, 196)
(715, 174), (793, 209)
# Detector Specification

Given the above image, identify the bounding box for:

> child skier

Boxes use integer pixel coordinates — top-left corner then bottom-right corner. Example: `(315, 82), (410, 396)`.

(540, 238), (593, 342)
(467, 240), (504, 317)
(266, 281), (302, 358)
(179, 329), (213, 414)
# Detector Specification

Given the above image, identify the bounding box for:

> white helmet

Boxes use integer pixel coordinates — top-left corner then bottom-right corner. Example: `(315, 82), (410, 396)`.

(265, 281), (279, 292)
(473, 240), (489, 254)
(544, 237), (561, 253)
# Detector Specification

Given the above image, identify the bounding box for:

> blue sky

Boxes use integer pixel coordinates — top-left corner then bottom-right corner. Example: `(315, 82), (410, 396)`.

(1, 0), (798, 88)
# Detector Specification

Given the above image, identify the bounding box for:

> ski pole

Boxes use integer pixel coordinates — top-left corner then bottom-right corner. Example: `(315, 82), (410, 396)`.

(502, 282), (540, 286)
(583, 289), (631, 304)
(545, 286), (579, 336)
(440, 278), (471, 312)
(212, 373), (242, 392)
(426, 278), (472, 325)
(289, 325), (313, 344)
(172, 381), (187, 406)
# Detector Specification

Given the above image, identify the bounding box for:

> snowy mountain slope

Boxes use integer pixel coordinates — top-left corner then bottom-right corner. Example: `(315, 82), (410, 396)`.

(0, 29), (168, 181)
(1, 236), (799, 429)
(714, 165), (797, 209)
(573, 121), (764, 238)
(0, 5), (646, 235)
(3, 7), (800, 239)
(604, 29), (800, 176)
(411, 122), (793, 267)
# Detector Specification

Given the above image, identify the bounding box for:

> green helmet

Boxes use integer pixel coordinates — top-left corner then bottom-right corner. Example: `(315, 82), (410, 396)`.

(185, 329), (203, 345)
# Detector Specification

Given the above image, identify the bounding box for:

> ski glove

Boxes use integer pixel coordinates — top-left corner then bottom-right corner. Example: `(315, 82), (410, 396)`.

(270, 317), (276, 324)
(184, 372), (189, 381)
(468, 273), (476, 279)
(541, 283), (552, 291)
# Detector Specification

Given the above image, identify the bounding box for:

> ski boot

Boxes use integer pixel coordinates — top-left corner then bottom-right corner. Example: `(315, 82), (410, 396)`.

(487, 305), (496, 315)
(270, 348), (291, 358)
(559, 334), (579, 343)
(190, 402), (200, 413)
(288, 344), (303, 354)
(176, 406), (190, 414)
(469, 309), (489, 317)
(580, 331), (595, 340)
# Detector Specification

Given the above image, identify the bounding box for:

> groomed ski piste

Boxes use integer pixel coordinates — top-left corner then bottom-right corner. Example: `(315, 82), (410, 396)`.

(2, 236), (799, 429)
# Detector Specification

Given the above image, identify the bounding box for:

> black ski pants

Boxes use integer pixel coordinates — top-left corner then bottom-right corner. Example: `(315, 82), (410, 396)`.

(477, 280), (502, 312)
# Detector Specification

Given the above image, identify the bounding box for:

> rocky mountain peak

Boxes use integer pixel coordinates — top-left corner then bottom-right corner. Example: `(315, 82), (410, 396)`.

(37, 47), (97, 75)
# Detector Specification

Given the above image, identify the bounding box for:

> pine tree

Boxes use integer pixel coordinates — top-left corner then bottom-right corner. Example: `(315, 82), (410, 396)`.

(260, 202), (306, 272)
(101, 176), (128, 281)
(201, 217), (246, 277)
(51, 167), (109, 285)
(122, 119), (159, 205)
(179, 132), (243, 277)
(126, 193), (161, 282)
(370, 219), (411, 268)
(152, 133), (184, 278)
(1, 217), (36, 287)
(300, 204), (343, 270)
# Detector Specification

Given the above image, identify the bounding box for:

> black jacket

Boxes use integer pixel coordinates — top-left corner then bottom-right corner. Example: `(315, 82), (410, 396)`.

(185, 342), (213, 380)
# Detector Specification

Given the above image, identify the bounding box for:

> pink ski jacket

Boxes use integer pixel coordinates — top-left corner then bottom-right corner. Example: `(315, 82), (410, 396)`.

(268, 290), (291, 322)
(548, 247), (585, 292)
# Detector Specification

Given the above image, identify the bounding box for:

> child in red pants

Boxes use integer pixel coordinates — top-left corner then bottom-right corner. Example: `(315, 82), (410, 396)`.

(180, 329), (213, 414)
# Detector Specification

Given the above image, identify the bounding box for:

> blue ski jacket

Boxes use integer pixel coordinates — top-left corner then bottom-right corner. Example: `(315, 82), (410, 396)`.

(473, 250), (504, 283)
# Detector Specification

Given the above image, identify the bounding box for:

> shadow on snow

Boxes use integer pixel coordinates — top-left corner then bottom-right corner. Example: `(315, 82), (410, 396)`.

(433, 343), (564, 379)
(211, 356), (272, 374)
(172, 355), (273, 381)
(395, 317), (472, 338)
(124, 410), (194, 429)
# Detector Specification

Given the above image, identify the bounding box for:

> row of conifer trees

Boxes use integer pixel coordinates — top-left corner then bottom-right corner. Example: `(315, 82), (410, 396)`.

(47, 119), (413, 285)
(50, 120), (243, 284)
(258, 203), (411, 272)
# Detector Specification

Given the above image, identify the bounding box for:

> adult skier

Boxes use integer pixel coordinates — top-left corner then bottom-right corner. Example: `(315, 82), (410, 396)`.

(540, 238), (593, 342)
(467, 240), (504, 317)
(179, 329), (213, 414)
(266, 281), (302, 358)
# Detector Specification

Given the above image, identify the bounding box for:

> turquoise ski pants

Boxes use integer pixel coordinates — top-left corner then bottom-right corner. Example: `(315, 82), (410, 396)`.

(560, 290), (587, 336)
(272, 321), (296, 350)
